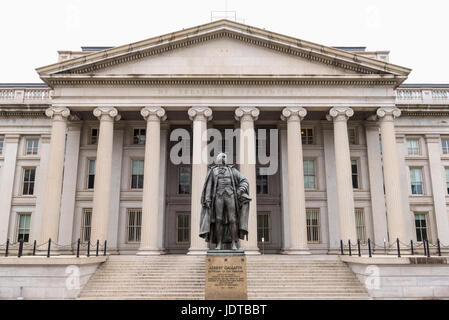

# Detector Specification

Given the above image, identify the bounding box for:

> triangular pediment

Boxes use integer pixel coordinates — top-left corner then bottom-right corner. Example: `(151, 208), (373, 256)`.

(37, 19), (411, 86)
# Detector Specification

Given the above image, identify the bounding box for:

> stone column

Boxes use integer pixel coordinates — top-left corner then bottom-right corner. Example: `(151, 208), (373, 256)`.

(426, 135), (449, 244)
(90, 107), (120, 244)
(188, 107), (212, 255)
(138, 107), (166, 255)
(376, 107), (408, 242)
(40, 107), (70, 244)
(0, 135), (19, 244)
(235, 107), (260, 254)
(365, 121), (388, 245)
(280, 107), (310, 254)
(327, 107), (357, 242)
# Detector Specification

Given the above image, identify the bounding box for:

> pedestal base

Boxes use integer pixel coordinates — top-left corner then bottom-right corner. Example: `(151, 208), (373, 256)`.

(205, 250), (247, 300)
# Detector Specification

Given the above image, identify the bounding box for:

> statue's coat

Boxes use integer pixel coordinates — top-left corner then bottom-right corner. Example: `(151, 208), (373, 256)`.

(199, 165), (251, 244)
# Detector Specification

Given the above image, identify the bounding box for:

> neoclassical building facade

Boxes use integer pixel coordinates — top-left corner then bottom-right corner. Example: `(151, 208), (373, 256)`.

(1, 20), (448, 254)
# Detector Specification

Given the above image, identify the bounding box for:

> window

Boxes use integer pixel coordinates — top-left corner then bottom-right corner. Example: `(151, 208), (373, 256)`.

(17, 213), (31, 243)
(306, 208), (320, 243)
(22, 168), (36, 195)
(257, 213), (271, 243)
(303, 160), (316, 189)
(90, 128), (98, 145)
(414, 213), (428, 242)
(0, 138), (3, 155)
(446, 168), (449, 194)
(410, 168), (423, 195)
(133, 128), (146, 145)
(26, 139), (39, 155)
(348, 128), (357, 145)
(178, 166), (191, 194)
(351, 160), (359, 189)
(127, 209), (142, 243)
(176, 213), (190, 243)
(131, 160), (144, 189)
(256, 167), (268, 194)
(87, 159), (96, 189)
(355, 208), (366, 242)
(80, 209), (92, 243)
(442, 138), (449, 155)
(301, 128), (314, 145)
(407, 138), (420, 155)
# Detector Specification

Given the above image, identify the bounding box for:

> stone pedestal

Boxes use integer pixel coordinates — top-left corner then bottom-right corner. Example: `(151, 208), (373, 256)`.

(205, 250), (247, 300)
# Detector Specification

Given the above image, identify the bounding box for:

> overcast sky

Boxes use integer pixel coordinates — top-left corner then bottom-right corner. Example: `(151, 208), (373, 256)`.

(1, 0), (448, 84)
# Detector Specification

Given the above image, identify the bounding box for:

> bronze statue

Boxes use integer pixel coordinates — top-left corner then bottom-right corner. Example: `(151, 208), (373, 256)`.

(199, 153), (251, 250)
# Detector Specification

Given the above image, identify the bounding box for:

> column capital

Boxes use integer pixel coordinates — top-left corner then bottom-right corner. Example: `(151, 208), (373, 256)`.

(141, 106), (167, 122)
(281, 107), (307, 122)
(45, 107), (70, 120)
(326, 107), (354, 122)
(93, 107), (121, 121)
(188, 107), (212, 121)
(235, 107), (260, 122)
(376, 107), (401, 121)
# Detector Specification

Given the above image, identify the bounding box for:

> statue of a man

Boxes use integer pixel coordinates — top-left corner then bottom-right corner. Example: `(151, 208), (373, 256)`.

(199, 153), (251, 250)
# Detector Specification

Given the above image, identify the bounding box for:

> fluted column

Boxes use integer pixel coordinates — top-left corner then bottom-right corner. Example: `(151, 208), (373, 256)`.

(90, 107), (120, 244)
(40, 107), (70, 244)
(377, 107), (408, 241)
(235, 107), (260, 254)
(327, 107), (357, 242)
(188, 107), (212, 255)
(281, 107), (310, 254)
(138, 107), (166, 255)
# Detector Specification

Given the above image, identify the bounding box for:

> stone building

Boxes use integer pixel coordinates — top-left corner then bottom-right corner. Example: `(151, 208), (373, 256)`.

(1, 19), (448, 255)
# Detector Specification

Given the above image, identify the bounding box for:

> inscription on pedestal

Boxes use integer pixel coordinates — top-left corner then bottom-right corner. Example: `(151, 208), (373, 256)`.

(205, 251), (247, 300)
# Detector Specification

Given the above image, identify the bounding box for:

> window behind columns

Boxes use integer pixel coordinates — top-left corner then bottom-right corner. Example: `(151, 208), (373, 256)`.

(178, 166), (191, 194)
(348, 128), (357, 145)
(133, 128), (146, 145)
(131, 160), (144, 189)
(410, 167), (423, 195)
(414, 213), (429, 242)
(0, 137), (3, 155)
(87, 159), (95, 189)
(306, 208), (320, 243)
(355, 208), (366, 242)
(351, 159), (359, 189)
(80, 209), (92, 243)
(127, 208), (142, 243)
(16, 213), (31, 243)
(89, 128), (98, 145)
(22, 168), (36, 195)
(256, 167), (268, 194)
(176, 213), (190, 244)
(442, 137), (449, 155)
(301, 128), (314, 145)
(257, 212), (271, 243)
(406, 138), (421, 155)
(445, 168), (449, 194)
(303, 159), (316, 189)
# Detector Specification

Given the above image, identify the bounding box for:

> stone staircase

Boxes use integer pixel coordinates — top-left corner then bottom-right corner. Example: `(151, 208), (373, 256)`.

(78, 254), (370, 300)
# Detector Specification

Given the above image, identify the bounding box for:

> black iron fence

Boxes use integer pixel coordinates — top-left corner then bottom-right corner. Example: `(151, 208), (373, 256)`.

(0, 238), (107, 258)
(340, 238), (448, 258)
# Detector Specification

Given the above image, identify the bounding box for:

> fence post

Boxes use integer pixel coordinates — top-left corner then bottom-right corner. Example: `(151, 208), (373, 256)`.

(96, 240), (99, 257)
(396, 238), (401, 257)
(368, 238), (372, 258)
(426, 240), (431, 258)
(33, 240), (37, 256)
(348, 240), (352, 256)
(340, 240), (344, 255)
(437, 239), (441, 257)
(103, 240), (107, 256)
(47, 238), (51, 258)
(76, 238), (80, 258)
(5, 239), (9, 257)
(18, 239), (23, 258)
(357, 239), (361, 257)
(87, 240), (90, 257)
(410, 240), (414, 256)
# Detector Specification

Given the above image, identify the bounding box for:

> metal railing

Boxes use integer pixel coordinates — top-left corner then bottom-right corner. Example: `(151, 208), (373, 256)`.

(0, 238), (107, 258)
(340, 238), (448, 258)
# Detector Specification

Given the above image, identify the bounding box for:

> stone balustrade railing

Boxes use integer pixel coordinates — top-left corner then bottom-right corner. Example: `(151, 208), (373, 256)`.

(396, 87), (449, 105)
(0, 87), (52, 104)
